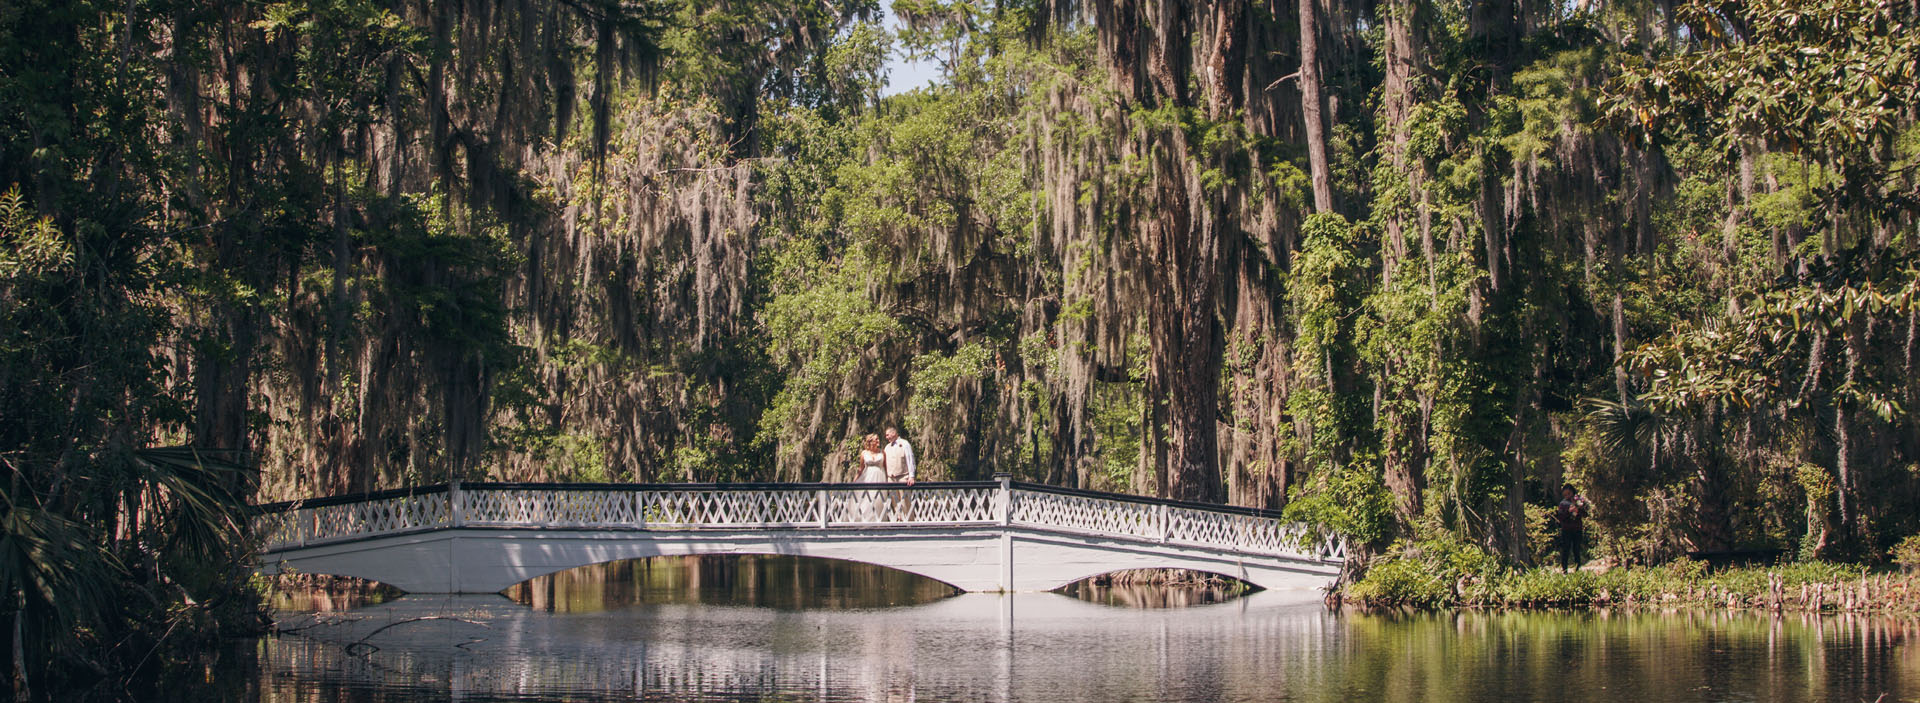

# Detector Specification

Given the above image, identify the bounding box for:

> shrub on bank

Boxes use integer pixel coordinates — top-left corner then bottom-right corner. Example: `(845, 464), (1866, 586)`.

(1345, 557), (1453, 607)
(1589, 558), (1701, 602)
(1344, 534), (1504, 607)
(1704, 560), (1863, 594)
(1894, 535), (1920, 573)
(1499, 570), (1596, 606)
(1347, 545), (1901, 612)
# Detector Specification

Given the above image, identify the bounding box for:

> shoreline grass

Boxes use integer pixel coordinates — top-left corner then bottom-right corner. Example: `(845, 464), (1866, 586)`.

(1345, 550), (1920, 614)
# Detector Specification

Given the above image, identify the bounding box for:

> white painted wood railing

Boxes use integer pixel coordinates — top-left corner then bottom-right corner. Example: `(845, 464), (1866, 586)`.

(253, 479), (1344, 564)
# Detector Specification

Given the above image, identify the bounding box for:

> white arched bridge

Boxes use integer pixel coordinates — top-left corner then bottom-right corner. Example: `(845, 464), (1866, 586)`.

(252, 477), (1345, 594)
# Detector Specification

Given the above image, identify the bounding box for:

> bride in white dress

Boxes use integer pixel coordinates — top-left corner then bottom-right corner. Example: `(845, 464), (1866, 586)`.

(858, 434), (888, 482)
(857, 434), (888, 521)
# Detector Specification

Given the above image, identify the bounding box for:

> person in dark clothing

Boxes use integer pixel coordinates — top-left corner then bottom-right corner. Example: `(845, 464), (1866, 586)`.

(1555, 484), (1592, 573)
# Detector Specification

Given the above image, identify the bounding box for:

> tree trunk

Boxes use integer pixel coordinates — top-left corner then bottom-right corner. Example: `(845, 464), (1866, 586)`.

(1108, 1), (1223, 504)
(1298, 0), (1335, 214)
(11, 600), (26, 703)
(1145, 135), (1224, 504)
(1613, 293), (1630, 404)
(1375, 0), (1427, 526)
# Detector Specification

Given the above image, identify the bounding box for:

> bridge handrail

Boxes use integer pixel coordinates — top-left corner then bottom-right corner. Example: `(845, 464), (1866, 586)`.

(245, 480), (990, 514)
(458, 484), (999, 530)
(462, 480), (1001, 492)
(252, 481), (1343, 563)
(252, 484), (451, 514)
(1004, 483), (1342, 562)
(1006, 481), (1290, 520)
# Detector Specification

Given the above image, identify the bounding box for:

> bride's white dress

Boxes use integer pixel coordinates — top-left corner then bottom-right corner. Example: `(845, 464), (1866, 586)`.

(858, 450), (889, 521)
(859, 450), (888, 483)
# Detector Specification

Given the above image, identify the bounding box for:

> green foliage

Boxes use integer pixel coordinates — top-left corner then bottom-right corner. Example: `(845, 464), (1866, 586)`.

(906, 343), (993, 473)
(1893, 535), (1920, 572)
(1500, 569), (1598, 606)
(1346, 557), (1455, 607)
(1286, 213), (1394, 542)
(756, 247), (908, 473)
(1350, 554), (1884, 609)
(1614, 0), (1920, 167)
(1287, 464), (1395, 547)
(0, 186), (69, 278)
(1347, 533), (1505, 606)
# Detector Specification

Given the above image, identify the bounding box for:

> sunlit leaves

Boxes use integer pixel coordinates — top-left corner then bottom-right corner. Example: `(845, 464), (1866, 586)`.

(1609, 0), (1920, 179)
(1625, 267), (1920, 416)
(0, 185), (69, 279)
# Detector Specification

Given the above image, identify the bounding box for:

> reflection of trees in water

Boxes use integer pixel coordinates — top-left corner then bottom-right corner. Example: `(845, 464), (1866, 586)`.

(254, 596), (973, 702)
(1056, 568), (1255, 608)
(266, 573), (403, 612)
(259, 633), (853, 702)
(1335, 609), (1920, 702)
(247, 593), (1920, 702)
(502, 554), (960, 612)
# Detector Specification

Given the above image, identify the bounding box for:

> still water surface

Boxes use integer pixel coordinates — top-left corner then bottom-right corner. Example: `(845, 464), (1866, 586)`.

(216, 557), (1920, 703)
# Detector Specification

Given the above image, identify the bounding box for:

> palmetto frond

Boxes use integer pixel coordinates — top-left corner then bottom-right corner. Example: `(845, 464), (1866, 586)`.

(1583, 397), (1666, 457)
(0, 496), (118, 632)
(130, 447), (251, 559)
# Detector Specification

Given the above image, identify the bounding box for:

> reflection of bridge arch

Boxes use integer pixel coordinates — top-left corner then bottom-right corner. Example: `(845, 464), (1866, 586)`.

(263, 592), (1338, 703)
(253, 480), (1343, 593)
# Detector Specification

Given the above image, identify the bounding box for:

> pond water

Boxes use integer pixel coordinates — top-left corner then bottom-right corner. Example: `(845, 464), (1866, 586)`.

(186, 557), (1920, 702)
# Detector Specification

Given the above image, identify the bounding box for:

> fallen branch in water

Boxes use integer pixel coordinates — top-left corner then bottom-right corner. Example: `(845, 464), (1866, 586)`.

(342, 616), (490, 656)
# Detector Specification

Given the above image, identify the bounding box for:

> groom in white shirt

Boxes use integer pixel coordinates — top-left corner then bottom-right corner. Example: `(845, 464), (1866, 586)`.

(883, 427), (916, 486)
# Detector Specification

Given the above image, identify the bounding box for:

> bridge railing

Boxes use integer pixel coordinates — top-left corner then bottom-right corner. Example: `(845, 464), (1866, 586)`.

(458, 483), (999, 529)
(1006, 484), (1345, 563)
(253, 485), (453, 549)
(253, 481), (1343, 563)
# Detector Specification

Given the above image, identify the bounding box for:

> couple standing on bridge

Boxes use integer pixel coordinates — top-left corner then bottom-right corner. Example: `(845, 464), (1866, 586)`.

(855, 427), (916, 486)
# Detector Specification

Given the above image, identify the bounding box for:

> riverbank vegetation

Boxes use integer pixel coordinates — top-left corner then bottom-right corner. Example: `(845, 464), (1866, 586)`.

(4, 0), (1919, 695)
(1345, 535), (1920, 613)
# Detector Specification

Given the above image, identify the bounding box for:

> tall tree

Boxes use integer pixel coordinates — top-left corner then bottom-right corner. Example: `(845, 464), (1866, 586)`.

(1297, 0), (1336, 213)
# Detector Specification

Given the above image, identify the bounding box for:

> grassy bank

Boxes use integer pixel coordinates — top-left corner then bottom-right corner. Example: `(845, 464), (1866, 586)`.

(1346, 541), (1920, 613)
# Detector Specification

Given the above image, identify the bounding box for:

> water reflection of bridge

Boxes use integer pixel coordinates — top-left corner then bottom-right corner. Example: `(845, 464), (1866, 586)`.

(259, 592), (1339, 703)
(252, 479), (1344, 593)
(255, 596), (1920, 702)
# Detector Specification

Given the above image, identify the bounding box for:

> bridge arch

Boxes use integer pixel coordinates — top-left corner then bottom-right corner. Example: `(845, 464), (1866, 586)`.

(501, 553), (966, 609)
(1052, 567), (1259, 591)
(496, 549), (969, 595)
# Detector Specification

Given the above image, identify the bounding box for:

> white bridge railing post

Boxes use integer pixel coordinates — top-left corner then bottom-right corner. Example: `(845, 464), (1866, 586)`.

(994, 473), (1013, 592)
(994, 475), (1011, 527)
(817, 488), (830, 529)
(449, 479), (464, 528)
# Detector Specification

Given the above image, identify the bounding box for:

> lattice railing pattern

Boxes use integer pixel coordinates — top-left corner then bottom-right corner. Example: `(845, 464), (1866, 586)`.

(1009, 491), (1159, 541)
(640, 489), (824, 527)
(464, 490), (642, 527)
(1012, 491), (1344, 562)
(820, 487), (996, 525)
(254, 484), (1342, 563)
(257, 493), (451, 548)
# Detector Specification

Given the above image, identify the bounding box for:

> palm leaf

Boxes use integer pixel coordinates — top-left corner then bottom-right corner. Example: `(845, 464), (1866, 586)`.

(129, 447), (252, 561)
(1583, 396), (1665, 456)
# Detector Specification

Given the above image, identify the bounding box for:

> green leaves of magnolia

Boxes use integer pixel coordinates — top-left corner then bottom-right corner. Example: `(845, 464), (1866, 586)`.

(1627, 268), (1920, 418)
(1607, 0), (1920, 235)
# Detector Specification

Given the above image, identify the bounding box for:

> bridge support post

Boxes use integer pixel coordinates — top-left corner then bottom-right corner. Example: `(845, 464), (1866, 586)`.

(449, 479), (464, 528)
(447, 479), (464, 593)
(995, 473), (1012, 592)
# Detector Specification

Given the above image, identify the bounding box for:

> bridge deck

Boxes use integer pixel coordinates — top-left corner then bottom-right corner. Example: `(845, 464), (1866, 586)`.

(252, 479), (1344, 593)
